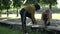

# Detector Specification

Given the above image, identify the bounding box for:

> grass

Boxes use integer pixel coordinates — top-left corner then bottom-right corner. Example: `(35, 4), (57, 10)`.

(0, 26), (23, 34)
(0, 26), (43, 34)
(0, 26), (40, 34)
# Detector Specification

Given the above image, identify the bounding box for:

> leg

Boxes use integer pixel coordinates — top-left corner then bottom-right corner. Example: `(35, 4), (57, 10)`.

(44, 17), (48, 28)
(31, 15), (36, 24)
(44, 20), (50, 28)
(26, 12), (36, 24)
(21, 15), (27, 34)
(44, 20), (47, 28)
(20, 9), (28, 34)
(27, 14), (36, 24)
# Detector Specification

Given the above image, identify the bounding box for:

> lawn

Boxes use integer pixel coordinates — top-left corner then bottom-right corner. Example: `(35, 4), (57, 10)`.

(0, 26), (23, 34)
(0, 26), (43, 34)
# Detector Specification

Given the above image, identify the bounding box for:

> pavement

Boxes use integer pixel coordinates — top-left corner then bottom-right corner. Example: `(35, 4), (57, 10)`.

(0, 14), (60, 31)
(0, 14), (60, 26)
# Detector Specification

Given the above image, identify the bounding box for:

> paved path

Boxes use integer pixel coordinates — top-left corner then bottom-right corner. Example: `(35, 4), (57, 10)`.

(0, 17), (60, 26)
(0, 14), (60, 25)
(0, 14), (60, 31)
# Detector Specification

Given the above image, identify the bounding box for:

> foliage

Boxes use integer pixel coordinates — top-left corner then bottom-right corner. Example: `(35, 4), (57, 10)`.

(0, 0), (3, 10)
(41, 0), (57, 9)
(24, 0), (40, 4)
(2, 0), (11, 9)
(41, 0), (57, 5)
(13, 0), (22, 8)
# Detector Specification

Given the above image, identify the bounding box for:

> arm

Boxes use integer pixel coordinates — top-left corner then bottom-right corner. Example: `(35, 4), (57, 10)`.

(31, 13), (37, 24)
(47, 11), (52, 23)
(41, 12), (44, 21)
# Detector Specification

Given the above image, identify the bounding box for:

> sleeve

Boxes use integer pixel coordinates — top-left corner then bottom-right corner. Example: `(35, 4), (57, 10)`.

(41, 12), (44, 21)
(31, 12), (36, 24)
(47, 10), (52, 22)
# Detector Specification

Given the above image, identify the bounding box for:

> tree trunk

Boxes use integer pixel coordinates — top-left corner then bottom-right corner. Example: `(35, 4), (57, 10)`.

(49, 4), (52, 9)
(0, 10), (2, 17)
(16, 8), (19, 17)
(7, 9), (9, 17)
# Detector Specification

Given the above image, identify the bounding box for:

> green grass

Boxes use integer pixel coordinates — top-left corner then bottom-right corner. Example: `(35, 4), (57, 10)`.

(0, 26), (43, 34)
(0, 26), (23, 34)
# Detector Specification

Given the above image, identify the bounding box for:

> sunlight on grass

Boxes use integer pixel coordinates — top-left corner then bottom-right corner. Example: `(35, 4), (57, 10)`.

(0, 14), (60, 20)
(52, 14), (60, 20)
(35, 14), (60, 20)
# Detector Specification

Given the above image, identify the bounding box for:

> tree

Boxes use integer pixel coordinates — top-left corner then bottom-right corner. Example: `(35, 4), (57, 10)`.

(24, 0), (40, 5)
(41, 0), (57, 9)
(2, 0), (11, 17)
(0, 0), (2, 17)
(0, 0), (3, 17)
(13, 0), (22, 17)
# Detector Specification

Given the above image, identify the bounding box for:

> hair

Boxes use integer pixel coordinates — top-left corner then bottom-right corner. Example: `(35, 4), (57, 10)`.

(34, 4), (40, 10)
(44, 8), (51, 13)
